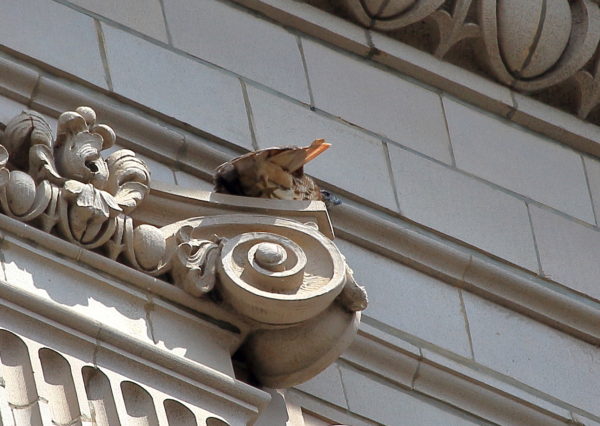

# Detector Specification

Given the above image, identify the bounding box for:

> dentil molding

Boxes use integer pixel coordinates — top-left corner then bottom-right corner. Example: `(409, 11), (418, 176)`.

(0, 106), (368, 388)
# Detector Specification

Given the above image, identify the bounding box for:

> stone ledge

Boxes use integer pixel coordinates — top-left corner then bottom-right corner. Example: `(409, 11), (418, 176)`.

(0, 294), (269, 424)
(338, 327), (588, 424)
(331, 203), (600, 346)
(229, 0), (600, 159)
(0, 50), (595, 355)
(0, 257), (269, 421)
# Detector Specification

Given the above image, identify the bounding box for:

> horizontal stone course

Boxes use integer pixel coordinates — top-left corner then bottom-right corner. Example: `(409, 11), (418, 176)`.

(302, 38), (453, 164)
(336, 239), (473, 358)
(529, 205), (600, 301)
(66, 0), (169, 42)
(246, 86), (397, 210)
(163, 0), (310, 102)
(444, 96), (595, 224)
(0, 0), (106, 88)
(340, 366), (481, 425)
(388, 144), (539, 271)
(294, 364), (347, 409)
(584, 155), (600, 226)
(0, 55), (39, 103)
(101, 23), (252, 149)
(463, 291), (600, 417)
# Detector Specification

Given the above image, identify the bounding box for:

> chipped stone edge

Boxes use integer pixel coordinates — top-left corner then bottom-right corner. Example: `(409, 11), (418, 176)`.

(230, 0), (600, 159)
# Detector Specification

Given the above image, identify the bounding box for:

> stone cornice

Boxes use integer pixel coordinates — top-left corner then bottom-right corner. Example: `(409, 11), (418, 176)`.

(0, 103), (368, 390)
(0, 55), (595, 348)
(144, 186), (600, 349)
(337, 329), (580, 424)
(330, 203), (600, 345)
(230, 0), (600, 159)
(327, 0), (600, 122)
(0, 257), (270, 424)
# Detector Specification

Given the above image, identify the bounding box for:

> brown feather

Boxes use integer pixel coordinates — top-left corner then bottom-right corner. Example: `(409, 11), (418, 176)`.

(213, 139), (329, 201)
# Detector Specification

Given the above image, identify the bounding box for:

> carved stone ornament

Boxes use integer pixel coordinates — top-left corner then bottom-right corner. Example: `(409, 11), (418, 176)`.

(0, 107), (368, 388)
(332, 0), (600, 120)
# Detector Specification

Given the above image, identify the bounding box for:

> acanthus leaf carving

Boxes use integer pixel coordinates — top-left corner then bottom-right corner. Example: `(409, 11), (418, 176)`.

(428, 0), (479, 58)
(0, 107), (368, 388)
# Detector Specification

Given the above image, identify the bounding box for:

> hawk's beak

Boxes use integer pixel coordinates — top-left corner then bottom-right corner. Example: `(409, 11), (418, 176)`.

(303, 139), (331, 164)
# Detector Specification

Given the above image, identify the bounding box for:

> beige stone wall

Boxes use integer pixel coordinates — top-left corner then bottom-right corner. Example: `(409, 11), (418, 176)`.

(0, 0), (599, 425)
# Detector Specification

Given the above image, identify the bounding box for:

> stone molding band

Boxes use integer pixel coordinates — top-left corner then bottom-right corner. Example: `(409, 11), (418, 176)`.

(0, 62), (594, 350)
(332, 0), (600, 121)
(226, 0), (600, 160)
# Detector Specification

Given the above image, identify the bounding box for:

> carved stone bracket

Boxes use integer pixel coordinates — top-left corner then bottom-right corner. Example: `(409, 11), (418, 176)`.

(332, 0), (600, 121)
(0, 107), (368, 388)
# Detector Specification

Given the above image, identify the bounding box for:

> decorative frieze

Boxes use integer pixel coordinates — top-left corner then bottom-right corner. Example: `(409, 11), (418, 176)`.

(332, 0), (600, 120)
(0, 107), (367, 388)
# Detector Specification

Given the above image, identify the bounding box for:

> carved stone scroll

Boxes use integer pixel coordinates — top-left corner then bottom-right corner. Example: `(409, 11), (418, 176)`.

(0, 107), (368, 388)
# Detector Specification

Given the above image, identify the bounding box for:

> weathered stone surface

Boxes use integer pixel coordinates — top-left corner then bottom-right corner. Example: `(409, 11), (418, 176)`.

(68, 0), (169, 42)
(583, 155), (600, 225)
(340, 366), (481, 425)
(302, 38), (453, 164)
(294, 364), (347, 408)
(101, 24), (251, 148)
(336, 239), (472, 357)
(444, 96), (595, 223)
(529, 205), (600, 301)
(388, 144), (539, 271)
(463, 291), (600, 416)
(0, 0), (106, 88)
(163, 0), (310, 102)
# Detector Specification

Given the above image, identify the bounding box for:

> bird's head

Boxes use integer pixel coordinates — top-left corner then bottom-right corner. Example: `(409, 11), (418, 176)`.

(320, 189), (342, 209)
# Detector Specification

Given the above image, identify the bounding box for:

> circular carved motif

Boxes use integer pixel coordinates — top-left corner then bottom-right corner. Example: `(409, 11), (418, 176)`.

(162, 215), (347, 325)
(479, 0), (600, 90)
(251, 242), (290, 272)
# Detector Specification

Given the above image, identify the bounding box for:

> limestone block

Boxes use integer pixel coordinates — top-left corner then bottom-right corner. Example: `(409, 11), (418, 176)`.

(583, 155), (600, 225)
(529, 205), (600, 301)
(0, 57), (39, 103)
(444, 96), (595, 223)
(100, 24), (252, 149)
(302, 38), (453, 164)
(1, 242), (154, 346)
(340, 366), (482, 425)
(163, 0), (310, 102)
(0, 0), (106, 88)
(462, 291), (600, 416)
(388, 144), (538, 271)
(336, 239), (473, 357)
(230, 0), (371, 56)
(68, 0), (169, 42)
(294, 365), (347, 408)
(174, 171), (212, 191)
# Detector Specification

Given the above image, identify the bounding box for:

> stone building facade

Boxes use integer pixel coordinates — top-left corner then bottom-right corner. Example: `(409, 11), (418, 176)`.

(0, 0), (599, 425)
